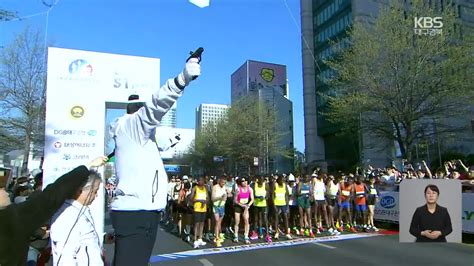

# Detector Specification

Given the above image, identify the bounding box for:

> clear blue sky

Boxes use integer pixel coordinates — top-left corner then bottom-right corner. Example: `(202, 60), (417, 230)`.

(1, 0), (305, 152)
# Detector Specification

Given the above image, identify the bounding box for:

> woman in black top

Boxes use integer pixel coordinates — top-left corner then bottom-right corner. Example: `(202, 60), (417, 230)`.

(409, 184), (452, 242)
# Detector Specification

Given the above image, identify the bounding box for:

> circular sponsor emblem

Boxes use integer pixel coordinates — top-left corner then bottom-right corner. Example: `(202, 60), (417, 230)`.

(380, 196), (396, 209)
(70, 106), (85, 119)
(54, 142), (62, 148)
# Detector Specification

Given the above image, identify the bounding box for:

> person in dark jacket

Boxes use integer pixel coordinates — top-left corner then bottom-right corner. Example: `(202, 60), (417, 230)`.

(409, 184), (453, 242)
(0, 156), (108, 266)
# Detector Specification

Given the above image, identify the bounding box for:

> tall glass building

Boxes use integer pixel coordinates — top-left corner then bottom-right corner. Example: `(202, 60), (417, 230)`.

(301, 0), (474, 171)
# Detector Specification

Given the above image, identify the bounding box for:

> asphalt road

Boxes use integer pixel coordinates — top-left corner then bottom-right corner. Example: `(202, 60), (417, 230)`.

(103, 224), (473, 266)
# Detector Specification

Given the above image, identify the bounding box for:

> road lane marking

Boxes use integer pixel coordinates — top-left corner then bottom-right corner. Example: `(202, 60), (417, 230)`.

(149, 233), (380, 263)
(199, 258), (214, 266)
(312, 242), (336, 249)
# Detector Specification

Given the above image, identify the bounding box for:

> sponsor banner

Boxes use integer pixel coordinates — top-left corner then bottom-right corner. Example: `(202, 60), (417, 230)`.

(44, 47), (160, 240)
(375, 192), (474, 233)
(463, 193), (474, 233)
(374, 191), (399, 222)
(149, 233), (379, 263)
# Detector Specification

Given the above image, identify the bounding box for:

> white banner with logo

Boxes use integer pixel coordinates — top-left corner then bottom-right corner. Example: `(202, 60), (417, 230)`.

(44, 47), (160, 237)
(374, 191), (399, 222)
(462, 193), (474, 233)
(375, 191), (474, 233)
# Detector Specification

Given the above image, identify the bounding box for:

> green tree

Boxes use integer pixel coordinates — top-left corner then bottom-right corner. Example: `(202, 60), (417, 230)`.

(324, 0), (474, 161)
(187, 96), (290, 175)
(0, 27), (47, 174)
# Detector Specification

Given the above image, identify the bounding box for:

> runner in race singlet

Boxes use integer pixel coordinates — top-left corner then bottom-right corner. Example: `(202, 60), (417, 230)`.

(297, 175), (314, 238)
(288, 174), (299, 235)
(190, 177), (209, 248)
(338, 177), (356, 233)
(233, 177), (254, 244)
(354, 176), (368, 231)
(312, 174), (329, 234)
(212, 176), (227, 247)
(366, 176), (380, 231)
(251, 176), (271, 243)
(325, 175), (340, 235)
(273, 175), (292, 240)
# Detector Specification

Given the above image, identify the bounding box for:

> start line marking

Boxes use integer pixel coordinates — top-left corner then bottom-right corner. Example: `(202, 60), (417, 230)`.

(149, 233), (380, 263)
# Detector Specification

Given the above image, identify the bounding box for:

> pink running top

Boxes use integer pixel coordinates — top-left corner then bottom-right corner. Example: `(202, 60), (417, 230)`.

(237, 186), (250, 204)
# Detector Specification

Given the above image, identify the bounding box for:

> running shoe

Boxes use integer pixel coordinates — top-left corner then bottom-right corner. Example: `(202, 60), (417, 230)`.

(216, 238), (222, 247)
(244, 236), (251, 244)
(250, 231), (258, 240)
(293, 227), (299, 235)
(220, 233), (226, 240)
(265, 234), (272, 243)
(310, 231), (315, 238)
(193, 241), (200, 249)
(328, 228), (334, 234)
(373, 226), (379, 232)
(274, 232), (280, 239)
(304, 229), (310, 237)
(198, 239), (207, 247)
(286, 234), (293, 240)
(350, 227), (357, 233)
(233, 236), (239, 243)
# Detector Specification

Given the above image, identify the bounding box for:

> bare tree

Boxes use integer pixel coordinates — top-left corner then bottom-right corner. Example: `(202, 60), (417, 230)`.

(0, 27), (47, 174)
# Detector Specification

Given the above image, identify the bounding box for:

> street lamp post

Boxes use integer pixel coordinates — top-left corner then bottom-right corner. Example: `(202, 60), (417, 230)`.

(246, 129), (269, 174)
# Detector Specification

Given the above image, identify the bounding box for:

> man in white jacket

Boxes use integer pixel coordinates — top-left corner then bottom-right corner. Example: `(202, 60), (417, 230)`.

(110, 55), (201, 265)
(50, 171), (103, 266)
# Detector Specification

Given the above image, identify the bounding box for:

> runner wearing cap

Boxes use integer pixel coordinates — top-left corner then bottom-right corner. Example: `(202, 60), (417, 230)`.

(273, 175), (292, 240)
(297, 175), (314, 237)
(251, 175), (271, 242)
(233, 177), (254, 244)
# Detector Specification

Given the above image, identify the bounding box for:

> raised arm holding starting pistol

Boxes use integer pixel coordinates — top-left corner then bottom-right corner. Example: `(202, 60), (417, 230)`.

(109, 48), (203, 266)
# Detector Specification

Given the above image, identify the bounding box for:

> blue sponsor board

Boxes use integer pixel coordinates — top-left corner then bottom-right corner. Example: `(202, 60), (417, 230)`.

(165, 165), (181, 173)
(380, 195), (396, 209)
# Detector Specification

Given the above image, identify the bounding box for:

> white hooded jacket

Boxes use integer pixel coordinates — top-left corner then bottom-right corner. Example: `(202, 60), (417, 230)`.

(109, 77), (183, 211)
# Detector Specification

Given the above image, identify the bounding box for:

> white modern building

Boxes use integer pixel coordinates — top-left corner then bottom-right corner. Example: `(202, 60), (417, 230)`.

(195, 103), (230, 135)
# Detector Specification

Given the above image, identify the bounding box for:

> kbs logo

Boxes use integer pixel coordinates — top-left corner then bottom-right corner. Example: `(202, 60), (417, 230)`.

(380, 195), (396, 209)
(414, 17), (443, 36)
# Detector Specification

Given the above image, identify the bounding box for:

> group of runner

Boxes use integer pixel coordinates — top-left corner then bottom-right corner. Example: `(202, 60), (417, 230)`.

(166, 172), (380, 249)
